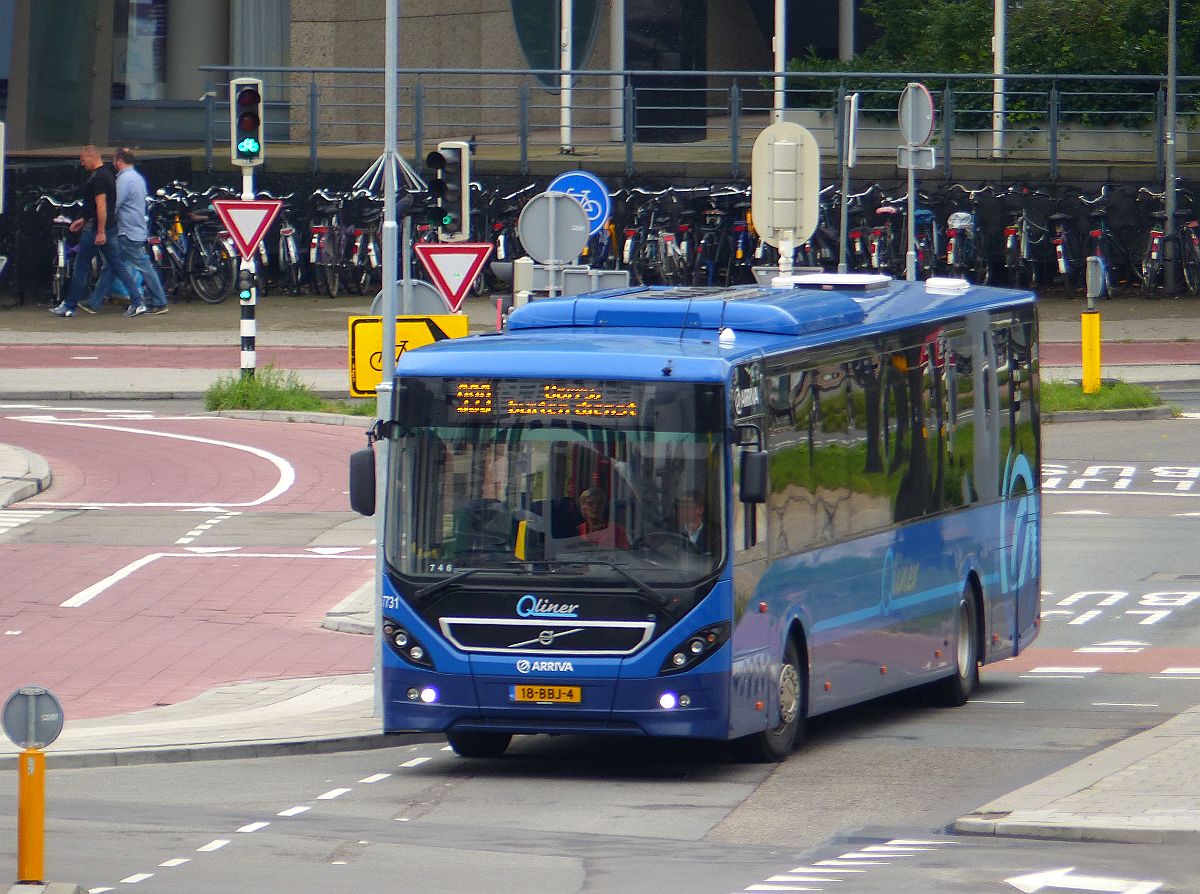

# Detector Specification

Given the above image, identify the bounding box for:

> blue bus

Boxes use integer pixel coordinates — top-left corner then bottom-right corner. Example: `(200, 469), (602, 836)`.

(349, 274), (1041, 761)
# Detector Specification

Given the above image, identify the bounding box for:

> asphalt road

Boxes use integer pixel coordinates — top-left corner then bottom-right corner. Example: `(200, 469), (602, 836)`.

(1, 411), (1197, 892)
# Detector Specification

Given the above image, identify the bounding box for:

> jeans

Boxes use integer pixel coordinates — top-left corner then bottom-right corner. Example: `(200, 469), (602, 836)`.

(87, 234), (168, 310)
(63, 226), (146, 311)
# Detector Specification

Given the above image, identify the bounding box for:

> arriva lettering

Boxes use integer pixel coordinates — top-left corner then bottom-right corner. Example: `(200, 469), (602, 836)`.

(516, 594), (580, 619)
(519, 660), (575, 673)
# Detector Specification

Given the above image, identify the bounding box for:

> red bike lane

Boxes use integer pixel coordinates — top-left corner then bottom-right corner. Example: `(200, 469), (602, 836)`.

(0, 411), (373, 719)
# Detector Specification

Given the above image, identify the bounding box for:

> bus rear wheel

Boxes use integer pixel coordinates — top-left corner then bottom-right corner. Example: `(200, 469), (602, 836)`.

(446, 730), (512, 758)
(734, 638), (804, 763)
(930, 588), (980, 707)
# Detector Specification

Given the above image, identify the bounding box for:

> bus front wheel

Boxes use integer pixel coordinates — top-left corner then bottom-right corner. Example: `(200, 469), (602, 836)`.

(734, 638), (805, 763)
(446, 730), (512, 758)
(930, 588), (980, 707)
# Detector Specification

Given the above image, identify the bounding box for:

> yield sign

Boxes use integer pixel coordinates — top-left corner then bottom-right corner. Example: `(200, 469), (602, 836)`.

(414, 242), (493, 312)
(212, 199), (283, 259)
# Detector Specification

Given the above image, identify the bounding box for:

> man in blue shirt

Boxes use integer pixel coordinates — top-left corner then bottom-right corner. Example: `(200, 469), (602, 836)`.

(50, 145), (150, 318)
(81, 148), (170, 316)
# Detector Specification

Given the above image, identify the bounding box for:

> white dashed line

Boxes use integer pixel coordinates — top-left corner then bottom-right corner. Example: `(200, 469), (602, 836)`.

(277, 806), (311, 817)
(1028, 666), (1101, 674)
(197, 840), (229, 852)
(158, 858), (190, 867)
(745, 885), (821, 892)
(1093, 702), (1159, 707)
(969, 699), (1025, 704)
(399, 757), (431, 769)
(118, 873), (153, 884)
(317, 788), (351, 800)
(237, 821), (270, 833)
(88, 888), (115, 893)
(1160, 667), (1200, 675)
(359, 773), (392, 783)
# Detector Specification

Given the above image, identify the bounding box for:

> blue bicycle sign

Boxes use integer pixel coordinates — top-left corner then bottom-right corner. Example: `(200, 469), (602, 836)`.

(548, 171), (611, 236)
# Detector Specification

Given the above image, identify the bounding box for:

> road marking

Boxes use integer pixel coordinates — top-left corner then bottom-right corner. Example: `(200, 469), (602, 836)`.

(1069, 611), (1101, 625)
(196, 840), (229, 852)
(158, 858), (189, 867)
(400, 757), (431, 768)
(15, 417), (296, 508)
(745, 886), (821, 892)
(4, 630), (20, 635)
(1005, 865), (1162, 893)
(1125, 610), (1171, 625)
(767, 875), (841, 883)
(88, 888), (114, 893)
(786, 868), (860, 874)
(1029, 667), (1101, 674)
(816, 860), (887, 866)
(317, 788), (351, 800)
(970, 699), (1026, 704)
(1055, 510), (1109, 516)
(1159, 667), (1200, 674)
(1056, 593), (1089, 606)
(277, 806), (310, 816)
(236, 821), (270, 833)
(59, 550), (371, 607)
(118, 873), (153, 884)
(1093, 703), (1159, 707)
(359, 773), (392, 783)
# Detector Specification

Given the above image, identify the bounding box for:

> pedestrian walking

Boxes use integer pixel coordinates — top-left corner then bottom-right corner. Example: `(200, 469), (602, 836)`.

(49, 145), (150, 318)
(81, 148), (169, 315)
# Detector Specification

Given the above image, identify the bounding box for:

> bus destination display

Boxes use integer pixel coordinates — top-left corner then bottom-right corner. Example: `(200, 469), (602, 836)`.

(451, 380), (639, 419)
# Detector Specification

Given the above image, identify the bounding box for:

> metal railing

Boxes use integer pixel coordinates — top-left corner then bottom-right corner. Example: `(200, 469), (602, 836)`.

(184, 66), (1200, 180)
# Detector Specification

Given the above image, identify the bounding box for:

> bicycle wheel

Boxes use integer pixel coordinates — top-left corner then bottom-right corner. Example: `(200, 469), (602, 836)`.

(280, 237), (302, 295)
(1136, 237), (1160, 292)
(188, 232), (237, 304)
(320, 232), (342, 298)
(1183, 237), (1200, 296)
(970, 236), (990, 285)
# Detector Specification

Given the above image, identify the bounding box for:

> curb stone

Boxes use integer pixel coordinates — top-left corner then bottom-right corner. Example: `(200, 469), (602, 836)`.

(1043, 405), (1175, 424)
(0, 445), (52, 508)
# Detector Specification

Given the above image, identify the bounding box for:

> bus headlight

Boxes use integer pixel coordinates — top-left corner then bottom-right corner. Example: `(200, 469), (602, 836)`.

(383, 622), (434, 669)
(659, 622), (730, 675)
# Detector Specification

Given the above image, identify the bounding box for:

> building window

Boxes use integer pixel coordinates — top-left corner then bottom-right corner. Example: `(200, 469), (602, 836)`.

(112, 0), (168, 100)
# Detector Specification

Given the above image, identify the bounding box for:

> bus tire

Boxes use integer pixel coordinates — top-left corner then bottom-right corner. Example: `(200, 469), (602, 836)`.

(931, 587), (980, 707)
(446, 730), (512, 758)
(733, 638), (804, 763)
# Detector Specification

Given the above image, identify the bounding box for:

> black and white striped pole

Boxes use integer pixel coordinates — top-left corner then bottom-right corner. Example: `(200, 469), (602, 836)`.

(230, 77), (265, 378)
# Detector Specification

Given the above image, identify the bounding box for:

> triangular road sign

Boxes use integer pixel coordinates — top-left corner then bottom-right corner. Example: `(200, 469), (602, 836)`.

(212, 199), (283, 259)
(414, 242), (494, 312)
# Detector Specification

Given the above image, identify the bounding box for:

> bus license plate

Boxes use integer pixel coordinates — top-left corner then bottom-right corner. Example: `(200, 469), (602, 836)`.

(509, 685), (581, 704)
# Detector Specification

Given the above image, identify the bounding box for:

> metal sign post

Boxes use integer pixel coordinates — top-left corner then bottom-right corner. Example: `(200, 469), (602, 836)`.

(517, 192), (589, 300)
(4, 686), (64, 885)
(838, 92), (859, 273)
(897, 83), (935, 282)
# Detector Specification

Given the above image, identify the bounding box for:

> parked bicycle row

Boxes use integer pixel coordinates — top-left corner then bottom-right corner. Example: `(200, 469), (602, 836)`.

(16, 176), (1200, 304)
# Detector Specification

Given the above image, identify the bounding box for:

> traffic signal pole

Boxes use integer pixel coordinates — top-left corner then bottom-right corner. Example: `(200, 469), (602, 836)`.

(239, 168), (257, 379)
(229, 77), (265, 380)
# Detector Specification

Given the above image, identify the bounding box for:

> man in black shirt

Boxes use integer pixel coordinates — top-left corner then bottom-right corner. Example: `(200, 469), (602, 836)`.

(50, 145), (148, 317)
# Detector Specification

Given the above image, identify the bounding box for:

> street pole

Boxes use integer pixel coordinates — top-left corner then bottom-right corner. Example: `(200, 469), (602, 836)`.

(240, 168), (256, 379)
(773, 0), (787, 122)
(560, 0), (574, 152)
(1164, 0), (1178, 292)
(992, 0), (1006, 157)
(374, 0), (401, 718)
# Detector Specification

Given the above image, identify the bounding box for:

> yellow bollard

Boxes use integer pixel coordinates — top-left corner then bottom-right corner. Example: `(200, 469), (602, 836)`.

(1081, 310), (1102, 394)
(17, 748), (45, 883)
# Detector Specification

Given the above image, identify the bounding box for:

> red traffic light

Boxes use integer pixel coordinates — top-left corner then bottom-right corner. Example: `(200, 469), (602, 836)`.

(236, 86), (261, 108)
(237, 110), (260, 131)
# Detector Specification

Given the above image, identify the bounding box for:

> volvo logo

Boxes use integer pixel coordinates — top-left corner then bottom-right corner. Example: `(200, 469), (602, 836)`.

(538, 630), (556, 646)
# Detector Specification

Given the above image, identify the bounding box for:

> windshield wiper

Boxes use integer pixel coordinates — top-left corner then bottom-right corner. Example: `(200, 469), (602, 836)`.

(515, 559), (672, 613)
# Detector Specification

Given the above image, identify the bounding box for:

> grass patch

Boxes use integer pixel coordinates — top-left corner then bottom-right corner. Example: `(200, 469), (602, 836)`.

(1040, 380), (1161, 412)
(204, 365), (375, 416)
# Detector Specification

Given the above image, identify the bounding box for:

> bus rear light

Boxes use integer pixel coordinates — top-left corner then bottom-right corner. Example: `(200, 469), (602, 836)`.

(660, 621), (730, 675)
(659, 692), (678, 710)
(384, 622), (434, 669)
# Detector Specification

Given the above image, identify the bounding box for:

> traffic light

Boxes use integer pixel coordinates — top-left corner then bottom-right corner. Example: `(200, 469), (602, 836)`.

(229, 77), (265, 167)
(425, 140), (471, 241)
(237, 267), (256, 301)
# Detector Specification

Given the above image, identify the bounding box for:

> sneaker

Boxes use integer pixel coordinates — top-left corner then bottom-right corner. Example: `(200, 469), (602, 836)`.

(49, 303), (75, 317)
(124, 304), (148, 318)
(79, 304), (98, 314)
(145, 304), (169, 315)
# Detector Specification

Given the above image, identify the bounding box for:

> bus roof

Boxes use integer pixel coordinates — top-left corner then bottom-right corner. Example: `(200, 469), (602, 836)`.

(396, 277), (1037, 383)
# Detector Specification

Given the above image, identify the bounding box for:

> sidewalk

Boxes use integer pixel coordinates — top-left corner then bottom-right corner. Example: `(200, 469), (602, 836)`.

(2, 287), (1200, 846)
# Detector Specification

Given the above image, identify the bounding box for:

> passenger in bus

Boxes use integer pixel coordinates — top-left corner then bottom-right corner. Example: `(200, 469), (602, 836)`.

(577, 487), (630, 548)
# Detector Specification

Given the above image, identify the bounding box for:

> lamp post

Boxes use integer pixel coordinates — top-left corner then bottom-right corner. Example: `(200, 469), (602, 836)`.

(992, 0), (1006, 156)
(1164, 0), (1178, 292)
(773, 0), (787, 121)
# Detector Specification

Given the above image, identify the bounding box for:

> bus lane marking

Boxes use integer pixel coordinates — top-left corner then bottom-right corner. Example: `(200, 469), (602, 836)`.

(59, 550), (371, 608)
(14, 417), (296, 508)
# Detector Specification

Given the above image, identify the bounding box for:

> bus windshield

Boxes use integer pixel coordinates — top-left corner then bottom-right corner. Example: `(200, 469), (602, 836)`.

(387, 377), (726, 587)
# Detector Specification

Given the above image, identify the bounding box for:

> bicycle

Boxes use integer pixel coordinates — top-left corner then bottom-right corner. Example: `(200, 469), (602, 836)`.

(1134, 186), (1199, 293)
(1002, 185), (1050, 289)
(1078, 185), (1133, 296)
(944, 183), (992, 284)
(1048, 195), (1085, 290)
(35, 194), (85, 304)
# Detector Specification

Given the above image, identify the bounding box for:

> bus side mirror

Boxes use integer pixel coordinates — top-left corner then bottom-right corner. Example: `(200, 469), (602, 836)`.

(740, 449), (768, 504)
(349, 447), (376, 516)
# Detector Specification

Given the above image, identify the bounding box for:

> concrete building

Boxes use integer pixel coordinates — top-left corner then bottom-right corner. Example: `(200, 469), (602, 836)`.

(0, 0), (866, 150)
